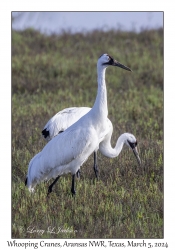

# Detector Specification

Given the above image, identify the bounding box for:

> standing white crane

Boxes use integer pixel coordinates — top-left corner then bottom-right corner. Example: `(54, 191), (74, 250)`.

(25, 53), (140, 196)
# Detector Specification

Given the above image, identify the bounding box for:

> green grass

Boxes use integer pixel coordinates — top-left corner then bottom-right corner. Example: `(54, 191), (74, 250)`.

(12, 28), (163, 238)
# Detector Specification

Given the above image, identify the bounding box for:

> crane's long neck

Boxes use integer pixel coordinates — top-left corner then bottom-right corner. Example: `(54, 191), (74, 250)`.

(99, 134), (125, 158)
(91, 66), (108, 119)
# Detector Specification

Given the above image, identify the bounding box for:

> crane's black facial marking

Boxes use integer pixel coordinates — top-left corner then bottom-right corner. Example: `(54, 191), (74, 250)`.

(99, 53), (132, 71)
(42, 129), (50, 138)
(102, 54), (114, 66)
(127, 140), (137, 149)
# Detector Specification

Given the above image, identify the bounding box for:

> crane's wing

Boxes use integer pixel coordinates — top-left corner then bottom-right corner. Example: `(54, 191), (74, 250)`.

(27, 124), (98, 189)
(41, 126), (97, 167)
(42, 107), (91, 141)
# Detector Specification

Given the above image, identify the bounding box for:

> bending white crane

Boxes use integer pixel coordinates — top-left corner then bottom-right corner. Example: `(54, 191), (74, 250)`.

(25, 53), (139, 196)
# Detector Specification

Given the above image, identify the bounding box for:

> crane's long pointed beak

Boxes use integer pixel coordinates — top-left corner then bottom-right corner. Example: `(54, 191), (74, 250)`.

(113, 60), (132, 72)
(132, 147), (141, 166)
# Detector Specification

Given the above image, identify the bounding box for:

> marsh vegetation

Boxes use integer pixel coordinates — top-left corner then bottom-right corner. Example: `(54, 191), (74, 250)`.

(12, 28), (163, 238)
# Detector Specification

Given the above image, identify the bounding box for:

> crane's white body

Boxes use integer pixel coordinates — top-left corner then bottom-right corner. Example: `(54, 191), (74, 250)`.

(26, 54), (134, 193)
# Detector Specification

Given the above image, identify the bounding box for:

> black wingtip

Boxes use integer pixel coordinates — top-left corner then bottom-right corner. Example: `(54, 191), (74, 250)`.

(25, 177), (28, 186)
(42, 129), (50, 139)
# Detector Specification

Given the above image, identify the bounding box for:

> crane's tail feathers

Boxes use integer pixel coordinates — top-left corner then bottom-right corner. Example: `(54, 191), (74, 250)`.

(42, 128), (50, 139)
(25, 176), (35, 193)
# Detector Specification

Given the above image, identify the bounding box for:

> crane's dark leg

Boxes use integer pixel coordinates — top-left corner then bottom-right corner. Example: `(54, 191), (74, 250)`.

(76, 169), (81, 178)
(25, 177), (28, 186)
(71, 174), (76, 196)
(93, 151), (99, 179)
(47, 176), (60, 196)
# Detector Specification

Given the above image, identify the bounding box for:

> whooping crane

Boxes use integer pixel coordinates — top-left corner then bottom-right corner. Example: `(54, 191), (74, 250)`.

(25, 53), (138, 196)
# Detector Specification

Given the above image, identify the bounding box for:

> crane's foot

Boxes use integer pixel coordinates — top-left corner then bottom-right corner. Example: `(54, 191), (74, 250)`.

(47, 186), (53, 197)
(47, 186), (52, 196)
(47, 176), (60, 197)
(71, 188), (76, 197)
(94, 164), (99, 179)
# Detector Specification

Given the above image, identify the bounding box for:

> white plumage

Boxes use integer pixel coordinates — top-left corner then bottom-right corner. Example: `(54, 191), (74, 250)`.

(25, 53), (139, 195)
(42, 107), (91, 141)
